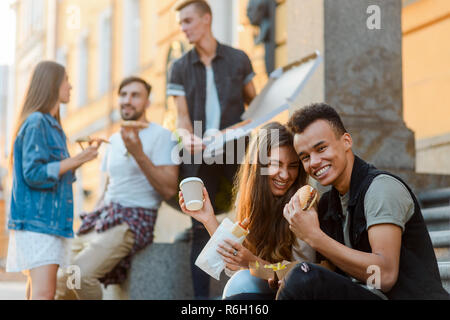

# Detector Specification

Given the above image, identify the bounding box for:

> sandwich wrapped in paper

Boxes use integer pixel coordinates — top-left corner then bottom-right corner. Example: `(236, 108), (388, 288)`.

(195, 218), (250, 280)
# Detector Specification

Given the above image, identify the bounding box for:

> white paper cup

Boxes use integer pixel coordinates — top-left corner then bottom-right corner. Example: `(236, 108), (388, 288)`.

(179, 177), (204, 211)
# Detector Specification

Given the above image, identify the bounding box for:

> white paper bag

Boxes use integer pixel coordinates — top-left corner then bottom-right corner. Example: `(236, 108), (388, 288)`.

(194, 218), (247, 280)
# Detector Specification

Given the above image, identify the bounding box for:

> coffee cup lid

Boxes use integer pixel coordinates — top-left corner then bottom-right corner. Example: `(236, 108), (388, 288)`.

(179, 177), (204, 189)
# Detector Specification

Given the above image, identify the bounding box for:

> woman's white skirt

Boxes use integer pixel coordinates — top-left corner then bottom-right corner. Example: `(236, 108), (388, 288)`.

(6, 230), (70, 273)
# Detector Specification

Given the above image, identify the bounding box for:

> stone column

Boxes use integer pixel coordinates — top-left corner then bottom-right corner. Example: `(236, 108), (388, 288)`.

(209, 0), (234, 46)
(286, 0), (415, 171)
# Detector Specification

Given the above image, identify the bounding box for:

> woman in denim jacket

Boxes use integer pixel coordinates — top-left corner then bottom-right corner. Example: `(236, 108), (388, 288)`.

(6, 61), (102, 300)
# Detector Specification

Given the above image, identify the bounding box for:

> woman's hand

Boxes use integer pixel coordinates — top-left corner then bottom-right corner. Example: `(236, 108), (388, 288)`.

(179, 187), (219, 236)
(59, 142), (103, 177)
(217, 239), (257, 269)
(75, 145), (100, 164)
(75, 138), (104, 165)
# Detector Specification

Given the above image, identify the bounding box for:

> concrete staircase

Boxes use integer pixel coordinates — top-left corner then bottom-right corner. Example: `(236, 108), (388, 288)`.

(418, 188), (450, 293)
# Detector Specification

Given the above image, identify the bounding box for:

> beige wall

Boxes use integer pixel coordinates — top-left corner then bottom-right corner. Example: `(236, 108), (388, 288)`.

(402, 0), (450, 140)
(402, 0), (450, 174)
(1, 0), (55, 263)
(3, 0), (448, 252)
(53, 0), (288, 216)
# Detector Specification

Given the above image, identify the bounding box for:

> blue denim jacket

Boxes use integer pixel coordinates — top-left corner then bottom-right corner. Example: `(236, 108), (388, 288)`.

(8, 112), (75, 238)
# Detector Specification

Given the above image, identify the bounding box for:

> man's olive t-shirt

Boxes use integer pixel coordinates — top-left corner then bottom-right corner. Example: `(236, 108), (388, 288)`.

(339, 174), (415, 299)
(340, 174), (415, 246)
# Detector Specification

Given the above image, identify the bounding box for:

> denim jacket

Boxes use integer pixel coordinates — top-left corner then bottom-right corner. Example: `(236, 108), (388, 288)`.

(8, 112), (75, 238)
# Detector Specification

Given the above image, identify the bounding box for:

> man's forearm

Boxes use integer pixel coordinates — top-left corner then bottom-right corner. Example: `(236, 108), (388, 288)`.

(174, 95), (193, 134)
(133, 151), (178, 200)
(309, 230), (388, 286)
(94, 176), (108, 210)
(177, 117), (193, 133)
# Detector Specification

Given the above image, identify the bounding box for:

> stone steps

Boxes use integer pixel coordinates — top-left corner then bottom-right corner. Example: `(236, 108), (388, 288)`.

(128, 242), (227, 300)
(438, 262), (450, 293)
(434, 247), (450, 263)
(429, 229), (450, 270)
(429, 226), (450, 282)
(422, 206), (450, 232)
(429, 230), (450, 248)
(419, 188), (450, 294)
(418, 188), (450, 208)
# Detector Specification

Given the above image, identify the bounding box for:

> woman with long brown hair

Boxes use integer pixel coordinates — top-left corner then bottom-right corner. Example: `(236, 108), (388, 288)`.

(179, 122), (316, 299)
(6, 61), (102, 300)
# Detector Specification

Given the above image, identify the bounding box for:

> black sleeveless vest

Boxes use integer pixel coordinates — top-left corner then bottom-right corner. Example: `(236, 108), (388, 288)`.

(317, 156), (449, 299)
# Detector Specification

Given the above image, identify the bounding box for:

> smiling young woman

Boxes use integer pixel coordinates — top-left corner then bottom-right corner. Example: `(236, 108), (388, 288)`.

(179, 122), (316, 299)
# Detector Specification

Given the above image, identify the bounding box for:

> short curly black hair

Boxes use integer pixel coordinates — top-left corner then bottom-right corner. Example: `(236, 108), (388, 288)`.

(287, 103), (347, 137)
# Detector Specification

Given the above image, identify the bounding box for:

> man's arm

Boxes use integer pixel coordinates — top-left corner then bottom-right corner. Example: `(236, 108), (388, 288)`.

(306, 223), (401, 292)
(243, 80), (256, 107)
(168, 60), (204, 154)
(174, 95), (193, 134)
(121, 128), (179, 200)
(93, 174), (109, 210)
(133, 155), (179, 201)
(284, 195), (402, 292)
(173, 95), (205, 154)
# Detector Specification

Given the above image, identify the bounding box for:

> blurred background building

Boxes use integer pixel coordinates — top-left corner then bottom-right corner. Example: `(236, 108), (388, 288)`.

(0, 0), (449, 267)
(402, 0), (450, 174)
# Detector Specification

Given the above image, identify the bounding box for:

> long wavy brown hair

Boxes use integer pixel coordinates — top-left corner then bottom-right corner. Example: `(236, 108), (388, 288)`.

(9, 61), (65, 168)
(233, 122), (307, 263)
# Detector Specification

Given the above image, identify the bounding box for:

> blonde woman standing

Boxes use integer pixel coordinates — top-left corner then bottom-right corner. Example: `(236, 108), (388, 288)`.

(6, 61), (102, 300)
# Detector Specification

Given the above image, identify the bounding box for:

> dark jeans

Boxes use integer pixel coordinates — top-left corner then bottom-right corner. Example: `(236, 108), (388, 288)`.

(276, 263), (383, 300)
(188, 139), (247, 299)
(190, 162), (239, 300)
(191, 218), (212, 299)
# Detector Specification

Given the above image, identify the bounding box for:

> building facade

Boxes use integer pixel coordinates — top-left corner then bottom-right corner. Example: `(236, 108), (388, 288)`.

(1, 0), (448, 263)
(45, 0), (287, 217)
(2, 0), (286, 245)
(402, 0), (450, 174)
(0, 66), (9, 264)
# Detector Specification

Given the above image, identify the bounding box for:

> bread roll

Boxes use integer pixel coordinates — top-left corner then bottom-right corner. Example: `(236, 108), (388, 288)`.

(297, 185), (318, 210)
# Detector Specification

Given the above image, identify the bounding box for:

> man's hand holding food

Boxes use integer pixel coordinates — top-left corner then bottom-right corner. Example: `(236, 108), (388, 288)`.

(120, 120), (148, 158)
(283, 185), (321, 245)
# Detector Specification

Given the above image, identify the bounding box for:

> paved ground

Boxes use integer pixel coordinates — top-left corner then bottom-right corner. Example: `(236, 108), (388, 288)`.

(0, 281), (26, 300)
(0, 269), (27, 300)
(0, 277), (123, 300)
